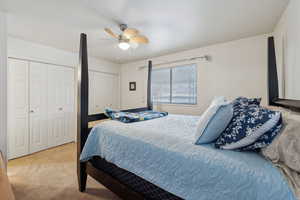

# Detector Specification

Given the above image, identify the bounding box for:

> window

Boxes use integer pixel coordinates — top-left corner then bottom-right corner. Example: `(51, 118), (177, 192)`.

(152, 68), (171, 103)
(151, 64), (197, 104)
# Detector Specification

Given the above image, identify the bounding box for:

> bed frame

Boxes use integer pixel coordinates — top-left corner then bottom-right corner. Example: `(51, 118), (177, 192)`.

(77, 33), (300, 199)
(268, 37), (300, 111)
(76, 33), (182, 199)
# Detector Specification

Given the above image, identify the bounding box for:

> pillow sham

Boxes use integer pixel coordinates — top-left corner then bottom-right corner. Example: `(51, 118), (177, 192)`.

(241, 115), (282, 151)
(215, 105), (281, 150)
(195, 97), (233, 144)
(233, 97), (261, 108)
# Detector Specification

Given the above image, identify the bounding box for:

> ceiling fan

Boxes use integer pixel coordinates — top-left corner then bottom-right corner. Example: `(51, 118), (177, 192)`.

(104, 24), (149, 50)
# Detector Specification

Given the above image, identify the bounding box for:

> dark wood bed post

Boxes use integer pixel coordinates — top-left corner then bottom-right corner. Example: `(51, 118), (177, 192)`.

(268, 36), (279, 106)
(147, 60), (153, 110)
(74, 37), (179, 198)
(267, 36), (300, 111)
(77, 33), (89, 192)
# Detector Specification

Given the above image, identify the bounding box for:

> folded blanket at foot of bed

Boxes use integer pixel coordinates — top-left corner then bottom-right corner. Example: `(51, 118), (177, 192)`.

(105, 108), (168, 123)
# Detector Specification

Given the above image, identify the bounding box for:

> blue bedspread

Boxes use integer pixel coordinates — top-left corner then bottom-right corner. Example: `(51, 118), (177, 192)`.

(80, 114), (296, 200)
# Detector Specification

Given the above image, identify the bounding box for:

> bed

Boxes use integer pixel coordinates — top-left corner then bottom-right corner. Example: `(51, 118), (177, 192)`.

(81, 115), (296, 200)
(77, 34), (300, 200)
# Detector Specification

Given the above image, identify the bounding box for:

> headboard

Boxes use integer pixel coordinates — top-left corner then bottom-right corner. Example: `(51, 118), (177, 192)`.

(268, 36), (300, 111)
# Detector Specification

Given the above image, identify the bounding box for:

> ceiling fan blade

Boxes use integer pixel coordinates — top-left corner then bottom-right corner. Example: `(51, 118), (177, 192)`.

(130, 35), (149, 44)
(104, 28), (119, 39)
(123, 28), (139, 38)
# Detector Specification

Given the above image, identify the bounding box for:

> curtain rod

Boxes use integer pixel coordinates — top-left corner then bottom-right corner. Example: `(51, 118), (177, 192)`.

(138, 55), (210, 69)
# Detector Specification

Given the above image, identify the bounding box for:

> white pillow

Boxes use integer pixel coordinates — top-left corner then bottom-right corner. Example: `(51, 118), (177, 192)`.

(195, 97), (233, 144)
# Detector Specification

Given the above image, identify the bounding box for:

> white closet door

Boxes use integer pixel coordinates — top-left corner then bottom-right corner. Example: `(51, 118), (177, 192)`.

(62, 68), (75, 143)
(94, 73), (108, 113)
(93, 72), (119, 113)
(29, 62), (48, 153)
(47, 65), (65, 147)
(101, 73), (119, 110)
(8, 59), (29, 159)
(88, 71), (95, 115)
(110, 75), (119, 109)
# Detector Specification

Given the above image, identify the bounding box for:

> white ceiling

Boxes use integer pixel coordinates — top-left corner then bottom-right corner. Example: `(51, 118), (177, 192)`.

(0, 0), (289, 63)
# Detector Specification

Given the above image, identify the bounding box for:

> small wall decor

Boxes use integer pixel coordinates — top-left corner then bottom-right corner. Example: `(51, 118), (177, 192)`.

(129, 82), (136, 91)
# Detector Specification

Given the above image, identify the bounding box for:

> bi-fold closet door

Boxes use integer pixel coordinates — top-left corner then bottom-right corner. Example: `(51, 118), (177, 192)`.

(8, 59), (30, 158)
(29, 62), (48, 153)
(89, 71), (119, 115)
(8, 58), (75, 159)
(48, 66), (75, 147)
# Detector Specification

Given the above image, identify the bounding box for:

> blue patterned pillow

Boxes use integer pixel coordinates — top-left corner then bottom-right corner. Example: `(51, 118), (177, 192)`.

(241, 115), (283, 151)
(233, 97), (261, 108)
(215, 105), (281, 150)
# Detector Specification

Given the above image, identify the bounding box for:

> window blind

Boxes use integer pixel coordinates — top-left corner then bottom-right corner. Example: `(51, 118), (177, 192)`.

(151, 64), (197, 104)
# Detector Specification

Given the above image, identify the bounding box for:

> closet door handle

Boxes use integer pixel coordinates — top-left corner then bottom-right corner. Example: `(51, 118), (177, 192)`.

(58, 107), (63, 111)
(30, 110), (34, 113)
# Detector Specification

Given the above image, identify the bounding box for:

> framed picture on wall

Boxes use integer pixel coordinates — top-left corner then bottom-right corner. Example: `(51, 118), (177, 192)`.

(129, 82), (136, 91)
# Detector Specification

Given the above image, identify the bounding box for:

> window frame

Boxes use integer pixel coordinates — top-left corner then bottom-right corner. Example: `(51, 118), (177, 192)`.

(151, 63), (198, 105)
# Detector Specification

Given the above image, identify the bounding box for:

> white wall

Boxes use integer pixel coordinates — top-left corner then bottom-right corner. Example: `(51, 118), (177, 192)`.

(121, 35), (269, 115)
(0, 12), (7, 159)
(273, 0), (300, 100)
(8, 37), (120, 74)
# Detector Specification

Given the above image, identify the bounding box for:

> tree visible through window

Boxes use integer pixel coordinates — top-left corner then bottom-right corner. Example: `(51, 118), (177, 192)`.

(151, 64), (197, 104)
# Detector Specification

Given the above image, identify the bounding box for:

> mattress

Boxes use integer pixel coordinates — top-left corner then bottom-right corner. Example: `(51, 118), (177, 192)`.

(80, 114), (296, 200)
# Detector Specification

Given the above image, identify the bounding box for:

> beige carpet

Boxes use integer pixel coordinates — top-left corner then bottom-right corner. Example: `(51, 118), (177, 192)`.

(7, 143), (121, 200)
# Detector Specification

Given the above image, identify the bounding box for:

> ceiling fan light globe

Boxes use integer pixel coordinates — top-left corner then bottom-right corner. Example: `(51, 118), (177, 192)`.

(118, 42), (130, 50)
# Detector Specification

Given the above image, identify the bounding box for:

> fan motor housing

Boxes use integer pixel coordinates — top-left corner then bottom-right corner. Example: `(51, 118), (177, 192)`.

(119, 24), (128, 31)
